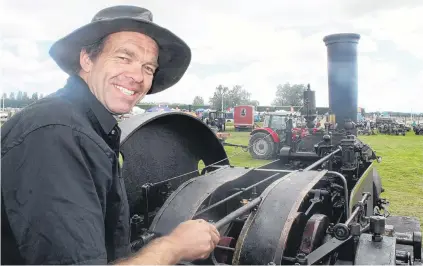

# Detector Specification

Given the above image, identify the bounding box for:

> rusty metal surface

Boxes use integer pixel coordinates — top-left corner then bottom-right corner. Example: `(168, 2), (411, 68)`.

(232, 170), (328, 265)
(149, 167), (252, 235)
(118, 112), (229, 216)
(298, 214), (330, 255)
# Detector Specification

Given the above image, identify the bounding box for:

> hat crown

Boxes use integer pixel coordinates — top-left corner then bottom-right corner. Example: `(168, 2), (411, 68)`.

(92, 5), (153, 23)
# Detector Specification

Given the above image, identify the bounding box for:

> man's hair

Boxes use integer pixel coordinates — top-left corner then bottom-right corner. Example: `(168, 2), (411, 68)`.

(74, 35), (109, 74)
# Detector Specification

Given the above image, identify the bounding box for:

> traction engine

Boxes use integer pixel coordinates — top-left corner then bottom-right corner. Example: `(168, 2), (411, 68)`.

(119, 33), (422, 265)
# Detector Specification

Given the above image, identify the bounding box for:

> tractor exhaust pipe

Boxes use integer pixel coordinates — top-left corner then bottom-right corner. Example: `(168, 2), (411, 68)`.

(323, 33), (360, 135)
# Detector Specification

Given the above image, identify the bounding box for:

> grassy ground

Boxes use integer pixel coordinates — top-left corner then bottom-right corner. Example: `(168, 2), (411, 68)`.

(221, 123), (423, 227)
(360, 133), (423, 224)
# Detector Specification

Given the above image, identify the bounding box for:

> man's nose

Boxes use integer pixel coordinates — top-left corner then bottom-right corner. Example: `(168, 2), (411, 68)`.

(126, 65), (145, 84)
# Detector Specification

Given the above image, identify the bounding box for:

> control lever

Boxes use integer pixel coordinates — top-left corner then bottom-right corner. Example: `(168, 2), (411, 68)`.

(132, 197), (262, 251)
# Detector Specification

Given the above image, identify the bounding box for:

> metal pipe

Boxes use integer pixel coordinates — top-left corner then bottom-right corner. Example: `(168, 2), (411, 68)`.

(214, 197), (262, 229)
(303, 148), (341, 171)
(193, 173), (281, 218)
(327, 171), (349, 219)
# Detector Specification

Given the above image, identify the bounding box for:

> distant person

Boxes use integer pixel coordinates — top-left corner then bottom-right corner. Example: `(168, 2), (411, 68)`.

(1, 5), (219, 265)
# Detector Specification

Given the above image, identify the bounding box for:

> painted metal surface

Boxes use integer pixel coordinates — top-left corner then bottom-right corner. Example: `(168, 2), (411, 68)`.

(349, 161), (376, 215)
(354, 234), (396, 265)
(251, 128), (280, 143)
(232, 170), (328, 265)
(149, 167), (252, 235)
(323, 33), (360, 133)
(118, 111), (229, 215)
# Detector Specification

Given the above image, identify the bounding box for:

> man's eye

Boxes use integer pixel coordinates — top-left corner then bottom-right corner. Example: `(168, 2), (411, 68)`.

(144, 66), (155, 75)
(118, 57), (129, 62)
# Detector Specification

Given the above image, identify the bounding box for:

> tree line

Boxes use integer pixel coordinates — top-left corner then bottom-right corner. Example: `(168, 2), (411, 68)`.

(3, 86), (421, 117)
(1, 91), (44, 108)
(193, 83), (307, 111)
(1, 83), (306, 110)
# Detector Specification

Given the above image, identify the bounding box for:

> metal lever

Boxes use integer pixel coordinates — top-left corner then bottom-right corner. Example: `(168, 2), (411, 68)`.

(179, 197), (263, 265)
(214, 197), (262, 229)
(133, 196), (262, 250)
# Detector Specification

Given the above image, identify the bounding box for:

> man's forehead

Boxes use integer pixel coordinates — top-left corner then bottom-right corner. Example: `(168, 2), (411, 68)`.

(107, 31), (159, 54)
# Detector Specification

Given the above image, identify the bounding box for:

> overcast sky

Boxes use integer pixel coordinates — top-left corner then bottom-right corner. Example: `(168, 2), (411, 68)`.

(1, 0), (422, 112)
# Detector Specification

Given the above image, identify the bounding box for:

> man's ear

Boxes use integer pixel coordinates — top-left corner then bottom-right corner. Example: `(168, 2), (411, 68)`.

(79, 49), (93, 73)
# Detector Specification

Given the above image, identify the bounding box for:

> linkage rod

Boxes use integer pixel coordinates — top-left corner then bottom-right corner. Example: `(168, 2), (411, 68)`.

(214, 197), (262, 229)
(193, 173), (281, 218)
(304, 148), (341, 171)
(253, 168), (294, 173)
(345, 192), (370, 225)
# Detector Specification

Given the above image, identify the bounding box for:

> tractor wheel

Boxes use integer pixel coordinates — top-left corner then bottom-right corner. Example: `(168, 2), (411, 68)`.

(249, 132), (276, 160)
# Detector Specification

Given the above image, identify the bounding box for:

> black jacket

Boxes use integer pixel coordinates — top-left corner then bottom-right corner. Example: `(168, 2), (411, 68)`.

(1, 76), (131, 264)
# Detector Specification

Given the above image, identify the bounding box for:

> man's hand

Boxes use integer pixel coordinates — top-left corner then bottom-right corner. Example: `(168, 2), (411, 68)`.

(116, 219), (220, 265)
(166, 219), (221, 261)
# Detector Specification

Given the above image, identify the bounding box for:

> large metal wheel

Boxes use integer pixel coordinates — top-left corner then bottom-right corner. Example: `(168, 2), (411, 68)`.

(232, 170), (329, 265)
(248, 132), (275, 160)
(119, 111), (229, 217)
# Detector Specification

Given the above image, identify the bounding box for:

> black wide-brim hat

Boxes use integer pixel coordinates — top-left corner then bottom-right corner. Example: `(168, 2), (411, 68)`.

(49, 5), (191, 94)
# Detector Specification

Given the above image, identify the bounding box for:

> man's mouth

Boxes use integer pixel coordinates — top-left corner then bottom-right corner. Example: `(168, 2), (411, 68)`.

(114, 84), (135, 96)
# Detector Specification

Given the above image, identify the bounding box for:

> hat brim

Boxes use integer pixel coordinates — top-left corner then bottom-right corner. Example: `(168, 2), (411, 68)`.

(49, 17), (191, 94)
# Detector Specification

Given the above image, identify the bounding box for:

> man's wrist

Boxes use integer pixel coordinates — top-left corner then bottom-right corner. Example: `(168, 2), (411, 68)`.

(159, 235), (184, 262)
(114, 236), (183, 265)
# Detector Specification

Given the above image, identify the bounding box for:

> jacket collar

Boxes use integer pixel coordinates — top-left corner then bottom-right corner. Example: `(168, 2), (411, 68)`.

(64, 75), (118, 135)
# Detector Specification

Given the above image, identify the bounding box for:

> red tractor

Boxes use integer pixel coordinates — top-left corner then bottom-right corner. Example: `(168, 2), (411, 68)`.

(248, 111), (318, 160)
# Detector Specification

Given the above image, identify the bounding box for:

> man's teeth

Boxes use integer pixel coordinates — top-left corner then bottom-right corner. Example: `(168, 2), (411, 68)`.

(115, 85), (135, 96)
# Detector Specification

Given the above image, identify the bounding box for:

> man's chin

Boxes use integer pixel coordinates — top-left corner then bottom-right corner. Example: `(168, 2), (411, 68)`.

(107, 105), (133, 116)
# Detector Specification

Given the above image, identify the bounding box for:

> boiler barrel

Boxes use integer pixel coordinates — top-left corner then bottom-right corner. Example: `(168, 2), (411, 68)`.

(323, 33), (360, 132)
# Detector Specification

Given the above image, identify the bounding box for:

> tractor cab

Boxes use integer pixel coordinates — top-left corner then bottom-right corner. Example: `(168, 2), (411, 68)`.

(262, 112), (289, 134)
(248, 111), (295, 159)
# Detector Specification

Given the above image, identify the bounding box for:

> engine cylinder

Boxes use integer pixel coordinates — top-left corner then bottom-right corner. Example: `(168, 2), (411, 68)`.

(303, 87), (316, 114)
(302, 84), (317, 128)
(323, 33), (360, 134)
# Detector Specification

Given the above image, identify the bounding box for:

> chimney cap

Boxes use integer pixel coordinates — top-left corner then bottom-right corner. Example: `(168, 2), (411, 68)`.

(323, 33), (360, 46)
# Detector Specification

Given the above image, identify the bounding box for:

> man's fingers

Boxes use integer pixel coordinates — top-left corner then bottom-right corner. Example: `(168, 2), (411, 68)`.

(210, 229), (220, 246)
(209, 224), (220, 237)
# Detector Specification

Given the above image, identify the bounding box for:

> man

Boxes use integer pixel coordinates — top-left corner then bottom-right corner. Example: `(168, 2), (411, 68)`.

(1, 5), (220, 265)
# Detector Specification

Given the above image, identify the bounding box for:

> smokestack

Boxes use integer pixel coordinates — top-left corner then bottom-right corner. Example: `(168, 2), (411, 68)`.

(323, 33), (360, 134)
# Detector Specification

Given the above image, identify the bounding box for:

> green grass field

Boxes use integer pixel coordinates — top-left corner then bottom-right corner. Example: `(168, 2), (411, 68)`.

(221, 124), (423, 227)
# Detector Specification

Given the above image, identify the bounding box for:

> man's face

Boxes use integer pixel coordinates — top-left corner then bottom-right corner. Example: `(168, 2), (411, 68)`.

(80, 31), (159, 114)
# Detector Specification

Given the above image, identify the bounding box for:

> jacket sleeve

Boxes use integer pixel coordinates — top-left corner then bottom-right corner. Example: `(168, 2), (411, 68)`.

(1, 125), (113, 265)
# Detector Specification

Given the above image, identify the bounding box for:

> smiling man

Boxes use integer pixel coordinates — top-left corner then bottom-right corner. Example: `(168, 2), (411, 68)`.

(79, 32), (160, 115)
(1, 5), (220, 265)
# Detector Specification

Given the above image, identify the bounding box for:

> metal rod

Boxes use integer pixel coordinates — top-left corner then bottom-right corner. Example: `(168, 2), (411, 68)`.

(193, 173), (280, 218)
(253, 168), (294, 173)
(345, 192), (370, 225)
(327, 171), (349, 219)
(214, 197), (262, 229)
(152, 164), (231, 187)
(215, 245), (235, 252)
(142, 184), (150, 227)
(304, 148), (341, 171)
